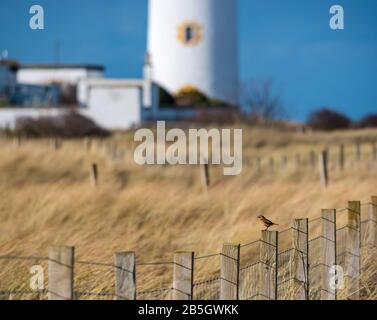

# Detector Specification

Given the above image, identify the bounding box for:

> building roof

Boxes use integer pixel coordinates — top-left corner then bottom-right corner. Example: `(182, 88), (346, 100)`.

(19, 64), (105, 71)
(0, 59), (19, 71)
(80, 78), (148, 88)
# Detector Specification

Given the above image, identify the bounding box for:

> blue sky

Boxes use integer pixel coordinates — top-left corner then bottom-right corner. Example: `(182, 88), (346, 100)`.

(1, 0), (376, 120)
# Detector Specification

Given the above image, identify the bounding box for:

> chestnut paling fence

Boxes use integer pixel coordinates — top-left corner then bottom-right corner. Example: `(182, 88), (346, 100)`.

(0, 198), (376, 301)
(1, 140), (377, 300)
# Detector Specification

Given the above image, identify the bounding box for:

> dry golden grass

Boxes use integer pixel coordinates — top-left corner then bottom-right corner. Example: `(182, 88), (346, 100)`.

(0, 125), (377, 298)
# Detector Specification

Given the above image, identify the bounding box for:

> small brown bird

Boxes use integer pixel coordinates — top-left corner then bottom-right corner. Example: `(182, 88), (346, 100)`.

(257, 215), (279, 230)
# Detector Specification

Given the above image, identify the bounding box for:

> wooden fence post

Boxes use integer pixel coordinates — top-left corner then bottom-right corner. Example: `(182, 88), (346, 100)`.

(200, 163), (210, 191)
(110, 143), (118, 162)
(90, 163), (98, 187)
(48, 246), (74, 300)
(372, 144), (377, 162)
(310, 151), (316, 168)
(220, 244), (240, 300)
(84, 138), (92, 152)
(291, 219), (309, 300)
(258, 231), (278, 300)
(355, 143), (361, 162)
(14, 135), (22, 147)
(339, 144), (345, 171)
(256, 157), (262, 174)
(114, 252), (136, 300)
(50, 138), (61, 151)
(320, 209), (336, 300)
(344, 201), (361, 300)
(269, 158), (275, 175)
(319, 150), (329, 188)
(281, 156), (288, 171)
(366, 197), (377, 248)
(295, 154), (301, 169)
(173, 252), (194, 300)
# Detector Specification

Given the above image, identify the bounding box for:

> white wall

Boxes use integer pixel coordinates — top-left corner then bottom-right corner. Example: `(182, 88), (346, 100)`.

(17, 68), (104, 85)
(84, 86), (141, 129)
(148, 0), (239, 105)
(78, 78), (157, 129)
(89, 80), (158, 129)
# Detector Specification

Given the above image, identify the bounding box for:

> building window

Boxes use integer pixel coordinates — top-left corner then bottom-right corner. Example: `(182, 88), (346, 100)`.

(185, 26), (194, 43)
(177, 22), (203, 46)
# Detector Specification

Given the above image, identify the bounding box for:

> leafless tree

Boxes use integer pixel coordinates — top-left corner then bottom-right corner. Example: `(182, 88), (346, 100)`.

(243, 79), (285, 124)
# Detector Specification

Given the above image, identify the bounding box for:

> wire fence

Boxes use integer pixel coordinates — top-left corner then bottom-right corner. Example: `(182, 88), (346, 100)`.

(244, 143), (377, 175)
(135, 259), (174, 301)
(308, 213), (337, 300)
(137, 288), (173, 300)
(193, 276), (220, 300)
(1, 201), (377, 300)
(0, 255), (48, 301)
(239, 262), (259, 300)
(74, 259), (115, 300)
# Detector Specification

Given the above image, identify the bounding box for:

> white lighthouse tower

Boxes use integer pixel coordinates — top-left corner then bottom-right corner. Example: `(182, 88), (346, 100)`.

(147, 0), (239, 106)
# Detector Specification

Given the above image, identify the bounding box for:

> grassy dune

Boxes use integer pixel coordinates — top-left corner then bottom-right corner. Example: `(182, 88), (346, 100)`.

(0, 126), (377, 297)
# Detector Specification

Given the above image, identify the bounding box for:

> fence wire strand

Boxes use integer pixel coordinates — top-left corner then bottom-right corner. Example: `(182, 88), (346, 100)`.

(1, 201), (377, 300)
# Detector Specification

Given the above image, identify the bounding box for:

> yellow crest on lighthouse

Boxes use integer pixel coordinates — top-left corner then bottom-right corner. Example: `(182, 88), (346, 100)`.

(177, 21), (203, 46)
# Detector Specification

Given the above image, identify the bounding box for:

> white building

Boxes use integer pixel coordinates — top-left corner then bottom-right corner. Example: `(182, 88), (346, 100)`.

(0, 78), (159, 130)
(147, 0), (239, 105)
(0, 60), (158, 129)
(0, 0), (240, 130)
(17, 64), (104, 86)
(78, 78), (158, 129)
(16, 64), (105, 105)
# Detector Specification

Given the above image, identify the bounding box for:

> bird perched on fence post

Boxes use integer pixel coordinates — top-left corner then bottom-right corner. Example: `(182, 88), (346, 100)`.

(257, 215), (279, 230)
